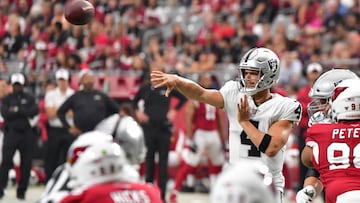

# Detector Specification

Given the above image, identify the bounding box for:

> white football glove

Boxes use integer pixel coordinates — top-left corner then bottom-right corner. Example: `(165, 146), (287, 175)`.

(296, 185), (316, 203)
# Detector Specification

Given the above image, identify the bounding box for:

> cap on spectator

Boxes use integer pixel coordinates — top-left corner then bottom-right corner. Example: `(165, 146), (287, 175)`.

(306, 63), (323, 74)
(147, 15), (160, 24)
(10, 73), (25, 85)
(55, 68), (70, 80)
(35, 41), (47, 50)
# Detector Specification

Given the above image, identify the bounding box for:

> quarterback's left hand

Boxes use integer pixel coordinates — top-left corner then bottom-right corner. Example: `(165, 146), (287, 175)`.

(222, 143), (229, 161)
(237, 94), (250, 123)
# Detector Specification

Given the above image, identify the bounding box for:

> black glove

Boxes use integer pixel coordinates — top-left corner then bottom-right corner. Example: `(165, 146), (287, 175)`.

(187, 139), (197, 153)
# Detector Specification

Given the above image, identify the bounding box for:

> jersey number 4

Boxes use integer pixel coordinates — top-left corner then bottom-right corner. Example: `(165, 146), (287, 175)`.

(240, 120), (261, 157)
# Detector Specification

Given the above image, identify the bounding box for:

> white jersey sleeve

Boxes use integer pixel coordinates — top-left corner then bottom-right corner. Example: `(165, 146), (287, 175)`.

(220, 81), (239, 112)
(278, 98), (302, 125)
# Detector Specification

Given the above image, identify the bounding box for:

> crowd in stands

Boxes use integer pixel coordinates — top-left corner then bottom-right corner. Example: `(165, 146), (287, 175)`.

(0, 0), (357, 98)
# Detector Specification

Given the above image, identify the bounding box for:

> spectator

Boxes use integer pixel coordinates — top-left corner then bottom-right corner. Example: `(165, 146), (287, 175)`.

(51, 3), (69, 31)
(168, 22), (188, 53)
(57, 69), (119, 136)
(37, 80), (55, 143)
(2, 14), (26, 60)
(0, 73), (39, 200)
(66, 26), (85, 51)
(0, 77), (8, 99)
(0, 77), (10, 162)
(144, 0), (168, 25)
(49, 21), (68, 47)
(133, 70), (187, 201)
(141, 16), (163, 50)
(278, 51), (303, 88)
(44, 68), (75, 182)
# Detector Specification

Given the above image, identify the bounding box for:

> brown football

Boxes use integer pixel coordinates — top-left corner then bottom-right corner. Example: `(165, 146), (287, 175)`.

(64, 0), (95, 25)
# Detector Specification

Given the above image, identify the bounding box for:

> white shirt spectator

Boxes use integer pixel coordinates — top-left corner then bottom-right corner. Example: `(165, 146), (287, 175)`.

(278, 52), (303, 87)
(45, 87), (74, 128)
(145, 7), (168, 25)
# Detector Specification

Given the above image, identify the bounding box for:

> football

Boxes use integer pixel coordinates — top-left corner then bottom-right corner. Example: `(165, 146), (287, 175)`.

(64, 0), (95, 25)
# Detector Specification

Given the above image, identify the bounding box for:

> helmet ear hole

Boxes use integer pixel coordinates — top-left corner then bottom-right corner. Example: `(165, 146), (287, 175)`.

(331, 79), (360, 121)
(69, 142), (128, 187)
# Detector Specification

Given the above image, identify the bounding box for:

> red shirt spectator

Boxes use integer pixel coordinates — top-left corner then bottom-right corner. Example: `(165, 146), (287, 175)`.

(296, 62), (323, 130)
(296, 85), (312, 128)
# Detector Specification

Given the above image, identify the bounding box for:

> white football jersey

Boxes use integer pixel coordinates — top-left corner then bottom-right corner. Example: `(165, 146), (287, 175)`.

(220, 81), (301, 192)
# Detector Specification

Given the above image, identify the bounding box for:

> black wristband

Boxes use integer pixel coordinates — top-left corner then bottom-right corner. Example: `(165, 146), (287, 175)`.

(259, 133), (272, 153)
(305, 168), (320, 179)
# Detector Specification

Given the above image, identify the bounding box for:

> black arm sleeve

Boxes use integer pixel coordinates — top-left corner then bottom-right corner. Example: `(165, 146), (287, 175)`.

(104, 94), (119, 116)
(132, 86), (145, 110)
(171, 90), (187, 110)
(18, 95), (39, 117)
(305, 168), (320, 179)
(57, 95), (74, 129)
(0, 96), (18, 119)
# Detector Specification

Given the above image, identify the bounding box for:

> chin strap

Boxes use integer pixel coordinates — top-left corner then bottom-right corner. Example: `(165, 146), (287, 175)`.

(111, 115), (123, 139)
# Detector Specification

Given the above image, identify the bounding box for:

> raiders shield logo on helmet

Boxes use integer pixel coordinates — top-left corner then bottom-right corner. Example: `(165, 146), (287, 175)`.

(268, 59), (278, 73)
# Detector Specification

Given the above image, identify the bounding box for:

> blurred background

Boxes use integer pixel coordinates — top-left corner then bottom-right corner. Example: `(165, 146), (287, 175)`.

(0, 0), (358, 202)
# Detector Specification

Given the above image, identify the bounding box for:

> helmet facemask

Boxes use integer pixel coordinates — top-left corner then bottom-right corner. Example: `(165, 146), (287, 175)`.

(237, 67), (263, 96)
(307, 98), (331, 123)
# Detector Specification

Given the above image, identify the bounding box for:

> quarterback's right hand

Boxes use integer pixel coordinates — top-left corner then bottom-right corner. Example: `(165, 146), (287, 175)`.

(296, 185), (316, 203)
(150, 71), (178, 97)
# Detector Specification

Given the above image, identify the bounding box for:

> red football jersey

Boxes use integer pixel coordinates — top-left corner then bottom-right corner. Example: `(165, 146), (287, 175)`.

(193, 101), (218, 131)
(296, 85), (312, 129)
(60, 182), (163, 203)
(306, 122), (360, 203)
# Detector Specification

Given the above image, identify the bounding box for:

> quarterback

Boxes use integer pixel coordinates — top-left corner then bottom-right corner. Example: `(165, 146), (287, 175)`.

(151, 47), (301, 202)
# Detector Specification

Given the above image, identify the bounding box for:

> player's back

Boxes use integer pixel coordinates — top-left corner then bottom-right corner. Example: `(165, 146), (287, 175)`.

(306, 122), (360, 202)
(193, 101), (218, 130)
(60, 182), (163, 203)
